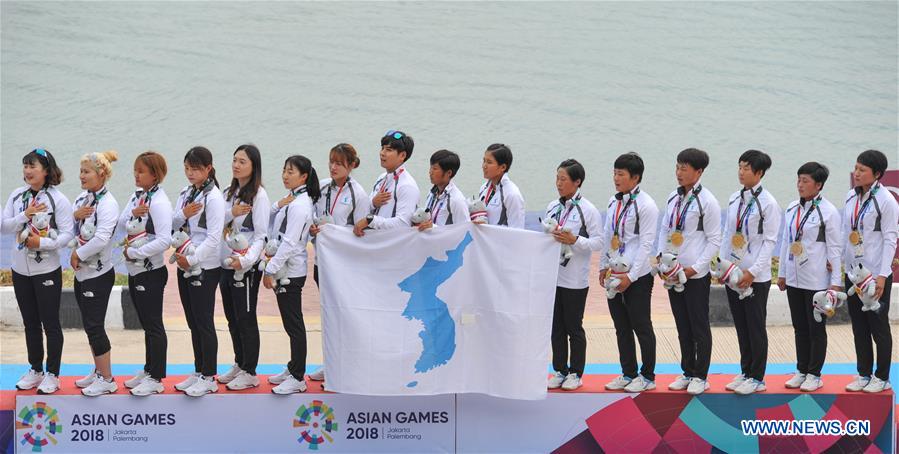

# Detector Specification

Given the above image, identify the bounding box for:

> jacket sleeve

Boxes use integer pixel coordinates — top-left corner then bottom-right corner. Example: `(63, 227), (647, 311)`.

(656, 199), (669, 257)
(506, 190), (526, 229)
(172, 191), (187, 231)
(747, 199), (782, 279)
(599, 201), (612, 269)
(352, 184), (371, 225)
(693, 195), (722, 276)
(777, 208), (790, 279)
(265, 201), (309, 275)
(627, 198), (659, 282)
(116, 197), (133, 242)
(572, 204), (602, 254)
(450, 191), (470, 225)
(876, 195), (899, 278)
(1, 190), (29, 234)
(825, 206), (843, 286)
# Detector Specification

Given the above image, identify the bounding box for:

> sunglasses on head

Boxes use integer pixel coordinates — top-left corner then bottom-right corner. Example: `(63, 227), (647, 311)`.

(33, 148), (48, 158)
(385, 130), (404, 140)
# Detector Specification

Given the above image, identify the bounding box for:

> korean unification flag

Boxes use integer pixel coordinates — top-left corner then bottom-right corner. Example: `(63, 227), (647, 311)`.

(317, 223), (559, 400)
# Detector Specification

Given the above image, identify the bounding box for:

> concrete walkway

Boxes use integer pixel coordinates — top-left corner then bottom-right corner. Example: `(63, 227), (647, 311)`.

(2, 249), (897, 367)
(3, 321), (896, 368)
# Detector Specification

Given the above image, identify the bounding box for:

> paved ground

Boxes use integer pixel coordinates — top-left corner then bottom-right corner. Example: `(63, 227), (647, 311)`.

(2, 248), (897, 367)
(6, 320), (895, 368)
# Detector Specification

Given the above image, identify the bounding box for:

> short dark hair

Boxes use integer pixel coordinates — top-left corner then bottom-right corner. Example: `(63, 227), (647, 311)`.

(797, 161), (829, 189)
(676, 148), (709, 171)
(614, 152), (644, 183)
(485, 143), (513, 172)
(738, 149), (772, 176)
(430, 149), (460, 178)
(856, 149), (888, 180)
(381, 130), (414, 161)
(558, 159), (585, 187)
(22, 148), (63, 187)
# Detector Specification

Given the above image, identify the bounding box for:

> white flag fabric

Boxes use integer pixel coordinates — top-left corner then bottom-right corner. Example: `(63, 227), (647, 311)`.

(317, 223), (559, 400)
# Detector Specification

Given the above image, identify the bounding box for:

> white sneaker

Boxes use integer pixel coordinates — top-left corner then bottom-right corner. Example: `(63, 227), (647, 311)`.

(734, 378), (766, 395)
(184, 376), (219, 397)
(130, 378), (164, 396)
(725, 374), (747, 391)
(175, 373), (201, 391)
(272, 375), (307, 395)
(217, 364), (242, 384)
(624, 375), (656, 393)
(561, 373), (582, 391)
(75, 371), (98, 388)
(800, 375), (823, 392)
(82, 376), (118, 397)
(547, 371), (565, 389)
(785, 372), (806, 389)
(687, 377), (710, 395)
(267, 368), (291, 385)
(124, 370), (149, 389)
(308, 367), (325, 381)
(36, 373), (60, 395)
(668, 375), (691, 391)
(604, 375), (633, 391)
(862, 377), (892, 393)
(226, 371), (260, 390)
(16, 370), (44, 390)
(845, 375), (871, 392)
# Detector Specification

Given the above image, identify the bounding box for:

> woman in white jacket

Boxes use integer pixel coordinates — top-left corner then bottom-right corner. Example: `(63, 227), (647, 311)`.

(265, 155), (320, 395)
(2, 148), (73, 394)
(307, 143), (370, 384)
(545, 159), (603, 392)
(217, 145), (270, 391)
(171, 146), (226, 397)
(476, 143), (525, 228)
(119, 151), (173, 396)
(70, 150), (121, 397)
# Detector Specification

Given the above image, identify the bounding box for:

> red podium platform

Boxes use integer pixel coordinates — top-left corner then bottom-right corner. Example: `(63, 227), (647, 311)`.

(2, 374), (896, 453)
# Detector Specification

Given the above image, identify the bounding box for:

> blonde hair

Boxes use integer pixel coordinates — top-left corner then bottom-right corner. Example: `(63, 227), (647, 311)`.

(81, 149), (119, 181)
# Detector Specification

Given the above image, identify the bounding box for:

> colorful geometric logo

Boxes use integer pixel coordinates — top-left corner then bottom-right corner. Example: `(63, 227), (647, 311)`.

(553, 391), (895, 453)
(293, 400), (338, 450)
(16, 402), (63, 452)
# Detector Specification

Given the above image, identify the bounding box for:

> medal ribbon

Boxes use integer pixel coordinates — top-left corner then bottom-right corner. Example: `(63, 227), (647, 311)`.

(791, 196), (820, 242)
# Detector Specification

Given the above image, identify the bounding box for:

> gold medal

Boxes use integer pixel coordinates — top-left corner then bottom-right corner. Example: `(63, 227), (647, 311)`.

(849, 230), (861, 246)
(731, 233), (746, 249)
(610, 234), (621, 251)
(669, 231), (684, 247)
(789, 241), (804, 257)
